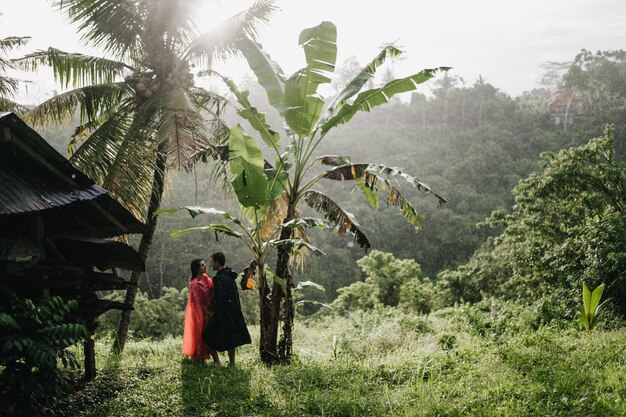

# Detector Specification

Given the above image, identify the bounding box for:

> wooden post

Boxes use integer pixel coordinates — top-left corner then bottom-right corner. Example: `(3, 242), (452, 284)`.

(84, 317), (97, 380)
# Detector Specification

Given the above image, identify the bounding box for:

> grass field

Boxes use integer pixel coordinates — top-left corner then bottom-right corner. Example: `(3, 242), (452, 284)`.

(50, 309), (626, 417)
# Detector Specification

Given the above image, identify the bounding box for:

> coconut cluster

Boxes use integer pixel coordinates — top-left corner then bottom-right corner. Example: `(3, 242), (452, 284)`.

(165, 65), (194, 89)
(126, 72), (160, 98)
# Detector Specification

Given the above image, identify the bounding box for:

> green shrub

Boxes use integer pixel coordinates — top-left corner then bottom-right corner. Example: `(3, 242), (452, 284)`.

(399, 277), (436, 314)
(0, 291), (88, 415)
(97, 287), (187, 340)
(331, 281), (379, 314)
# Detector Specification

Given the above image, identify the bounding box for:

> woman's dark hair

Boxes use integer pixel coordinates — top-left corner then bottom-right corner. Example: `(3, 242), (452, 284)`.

(210, 252), (226, 266)
(190, 258), (204, 279)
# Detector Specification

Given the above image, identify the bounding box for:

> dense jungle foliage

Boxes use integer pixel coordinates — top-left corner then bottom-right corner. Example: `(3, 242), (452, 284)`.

(39, 48), (626, 310)
(8, 42), (626, 417)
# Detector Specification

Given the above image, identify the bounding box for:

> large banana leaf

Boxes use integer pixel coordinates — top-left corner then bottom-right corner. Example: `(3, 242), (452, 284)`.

(218, 74), (280, 150)
(281, 217), (335, 230)
(14, 49), (131, 88)
(170, 224), (243, 239)
(264, 238), (325, 256)
(325, 45), (402, 115)
(237, 37), (286, 115)
(303, 190), (371, 251)
(154, 206), (229, 219)
(284, 73), (325, 137)
(284, 21), (336, 136)
(232, 157), (271, 208)
(319, 68), (448, 136)
(229, 124), (265, 174)
(321, 162), (447, 205)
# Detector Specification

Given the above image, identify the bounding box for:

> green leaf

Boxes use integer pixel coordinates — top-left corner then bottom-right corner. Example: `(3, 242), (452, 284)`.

(303, 190), (371, 251)
(218, 74), (281, 150)
(582, 282), (591, 315)
(326, 45), (402, 115)
(284, 72), (325, 136)
(265, 238), (326, 256)
(295, 300), (334, 310)
(237, 37), (286, 114)
(14, 48), (130, 89)
(154, 206), (227, 219)
(295, 280), (325, 292)
(229, 124), (265, 175)
(589, 283), (605, 313)
(319, 67), (448, 135)
(170, 225), (243, 239)
(284, 21), (337, 135)
(231, 157), (270, 208)
(299, 21), (337, 81)
(264, 267), (286, 293)
(281, 217), (335, 230)
(355, 177), (379, 209)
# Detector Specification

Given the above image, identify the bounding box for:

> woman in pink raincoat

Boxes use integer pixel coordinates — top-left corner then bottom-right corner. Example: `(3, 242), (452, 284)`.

(182, 259), (219, 363)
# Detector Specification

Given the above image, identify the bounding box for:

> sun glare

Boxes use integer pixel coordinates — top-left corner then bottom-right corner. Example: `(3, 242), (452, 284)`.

(195, 1), (256, 33)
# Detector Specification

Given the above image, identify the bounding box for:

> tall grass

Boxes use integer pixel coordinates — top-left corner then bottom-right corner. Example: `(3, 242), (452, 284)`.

(49, 307), (626, 417)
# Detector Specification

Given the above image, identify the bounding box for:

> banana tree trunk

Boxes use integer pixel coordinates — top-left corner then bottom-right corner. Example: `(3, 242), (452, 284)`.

(277, 265), (293, 360)
(258, 260), (277, 363)
(259, 202), (296, 364)
(112, 148), (167, 354)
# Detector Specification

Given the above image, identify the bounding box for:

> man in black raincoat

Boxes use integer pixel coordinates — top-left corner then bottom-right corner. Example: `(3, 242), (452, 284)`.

(204, 252), (251, 366)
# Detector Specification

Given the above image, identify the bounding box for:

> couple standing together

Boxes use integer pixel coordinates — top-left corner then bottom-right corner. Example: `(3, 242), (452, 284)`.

(182, 252), (251, 366)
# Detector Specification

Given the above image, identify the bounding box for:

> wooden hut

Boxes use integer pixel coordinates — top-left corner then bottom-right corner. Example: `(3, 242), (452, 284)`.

(0, 112), (145, 379)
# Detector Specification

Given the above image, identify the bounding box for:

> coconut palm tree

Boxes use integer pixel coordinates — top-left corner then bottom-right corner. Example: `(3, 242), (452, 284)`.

(14, 0), (275, 353)
(166, 21), (448, 363)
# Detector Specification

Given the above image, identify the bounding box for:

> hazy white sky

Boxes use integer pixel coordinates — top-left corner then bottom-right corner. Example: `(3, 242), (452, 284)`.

(2, 0), (626, 104)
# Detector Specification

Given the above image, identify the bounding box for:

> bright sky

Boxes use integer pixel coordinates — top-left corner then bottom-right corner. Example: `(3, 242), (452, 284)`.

(2, 0), (626, 104)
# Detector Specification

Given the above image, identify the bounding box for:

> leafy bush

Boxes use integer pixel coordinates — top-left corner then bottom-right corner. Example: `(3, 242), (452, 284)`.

(0, 291), (88, 415)
(399, 277), (437, 314)
(333, 251), (437, 315)
(97, 287), (187, 340)
(435, 129), (626, 322)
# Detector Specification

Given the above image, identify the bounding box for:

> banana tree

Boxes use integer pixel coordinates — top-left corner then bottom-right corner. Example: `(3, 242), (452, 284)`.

(213, 21), (448, 363)
(13, 0), (276, 354)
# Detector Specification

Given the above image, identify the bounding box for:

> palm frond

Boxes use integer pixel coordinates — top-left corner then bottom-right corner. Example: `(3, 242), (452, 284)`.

(52, 0), (143, 59)
(70, 109), (133, 182)
(144, 86), (223, 171)
(186, 0), (276, 64)
(0, 76), (20, 98)
(302, 190), (371, 251)
(23, 82), (132, 130)
(0, 97), (28, 115)
(14, 48), (132, 89)
(0, 36), (31, 54)
(101, 125), (156, 221)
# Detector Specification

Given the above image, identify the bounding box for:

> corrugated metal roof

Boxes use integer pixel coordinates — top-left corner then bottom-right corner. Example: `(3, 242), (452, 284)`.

(0, 112), (145, 238)
(0, 165), (106, 215)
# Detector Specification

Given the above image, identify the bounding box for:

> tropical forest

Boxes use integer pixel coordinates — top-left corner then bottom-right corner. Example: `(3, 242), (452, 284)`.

(0, 1), (624, 416)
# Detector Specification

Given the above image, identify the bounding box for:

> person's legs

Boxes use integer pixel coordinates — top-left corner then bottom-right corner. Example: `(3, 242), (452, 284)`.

(227, 349), (236, 366)
(209, 348), (221, 365)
